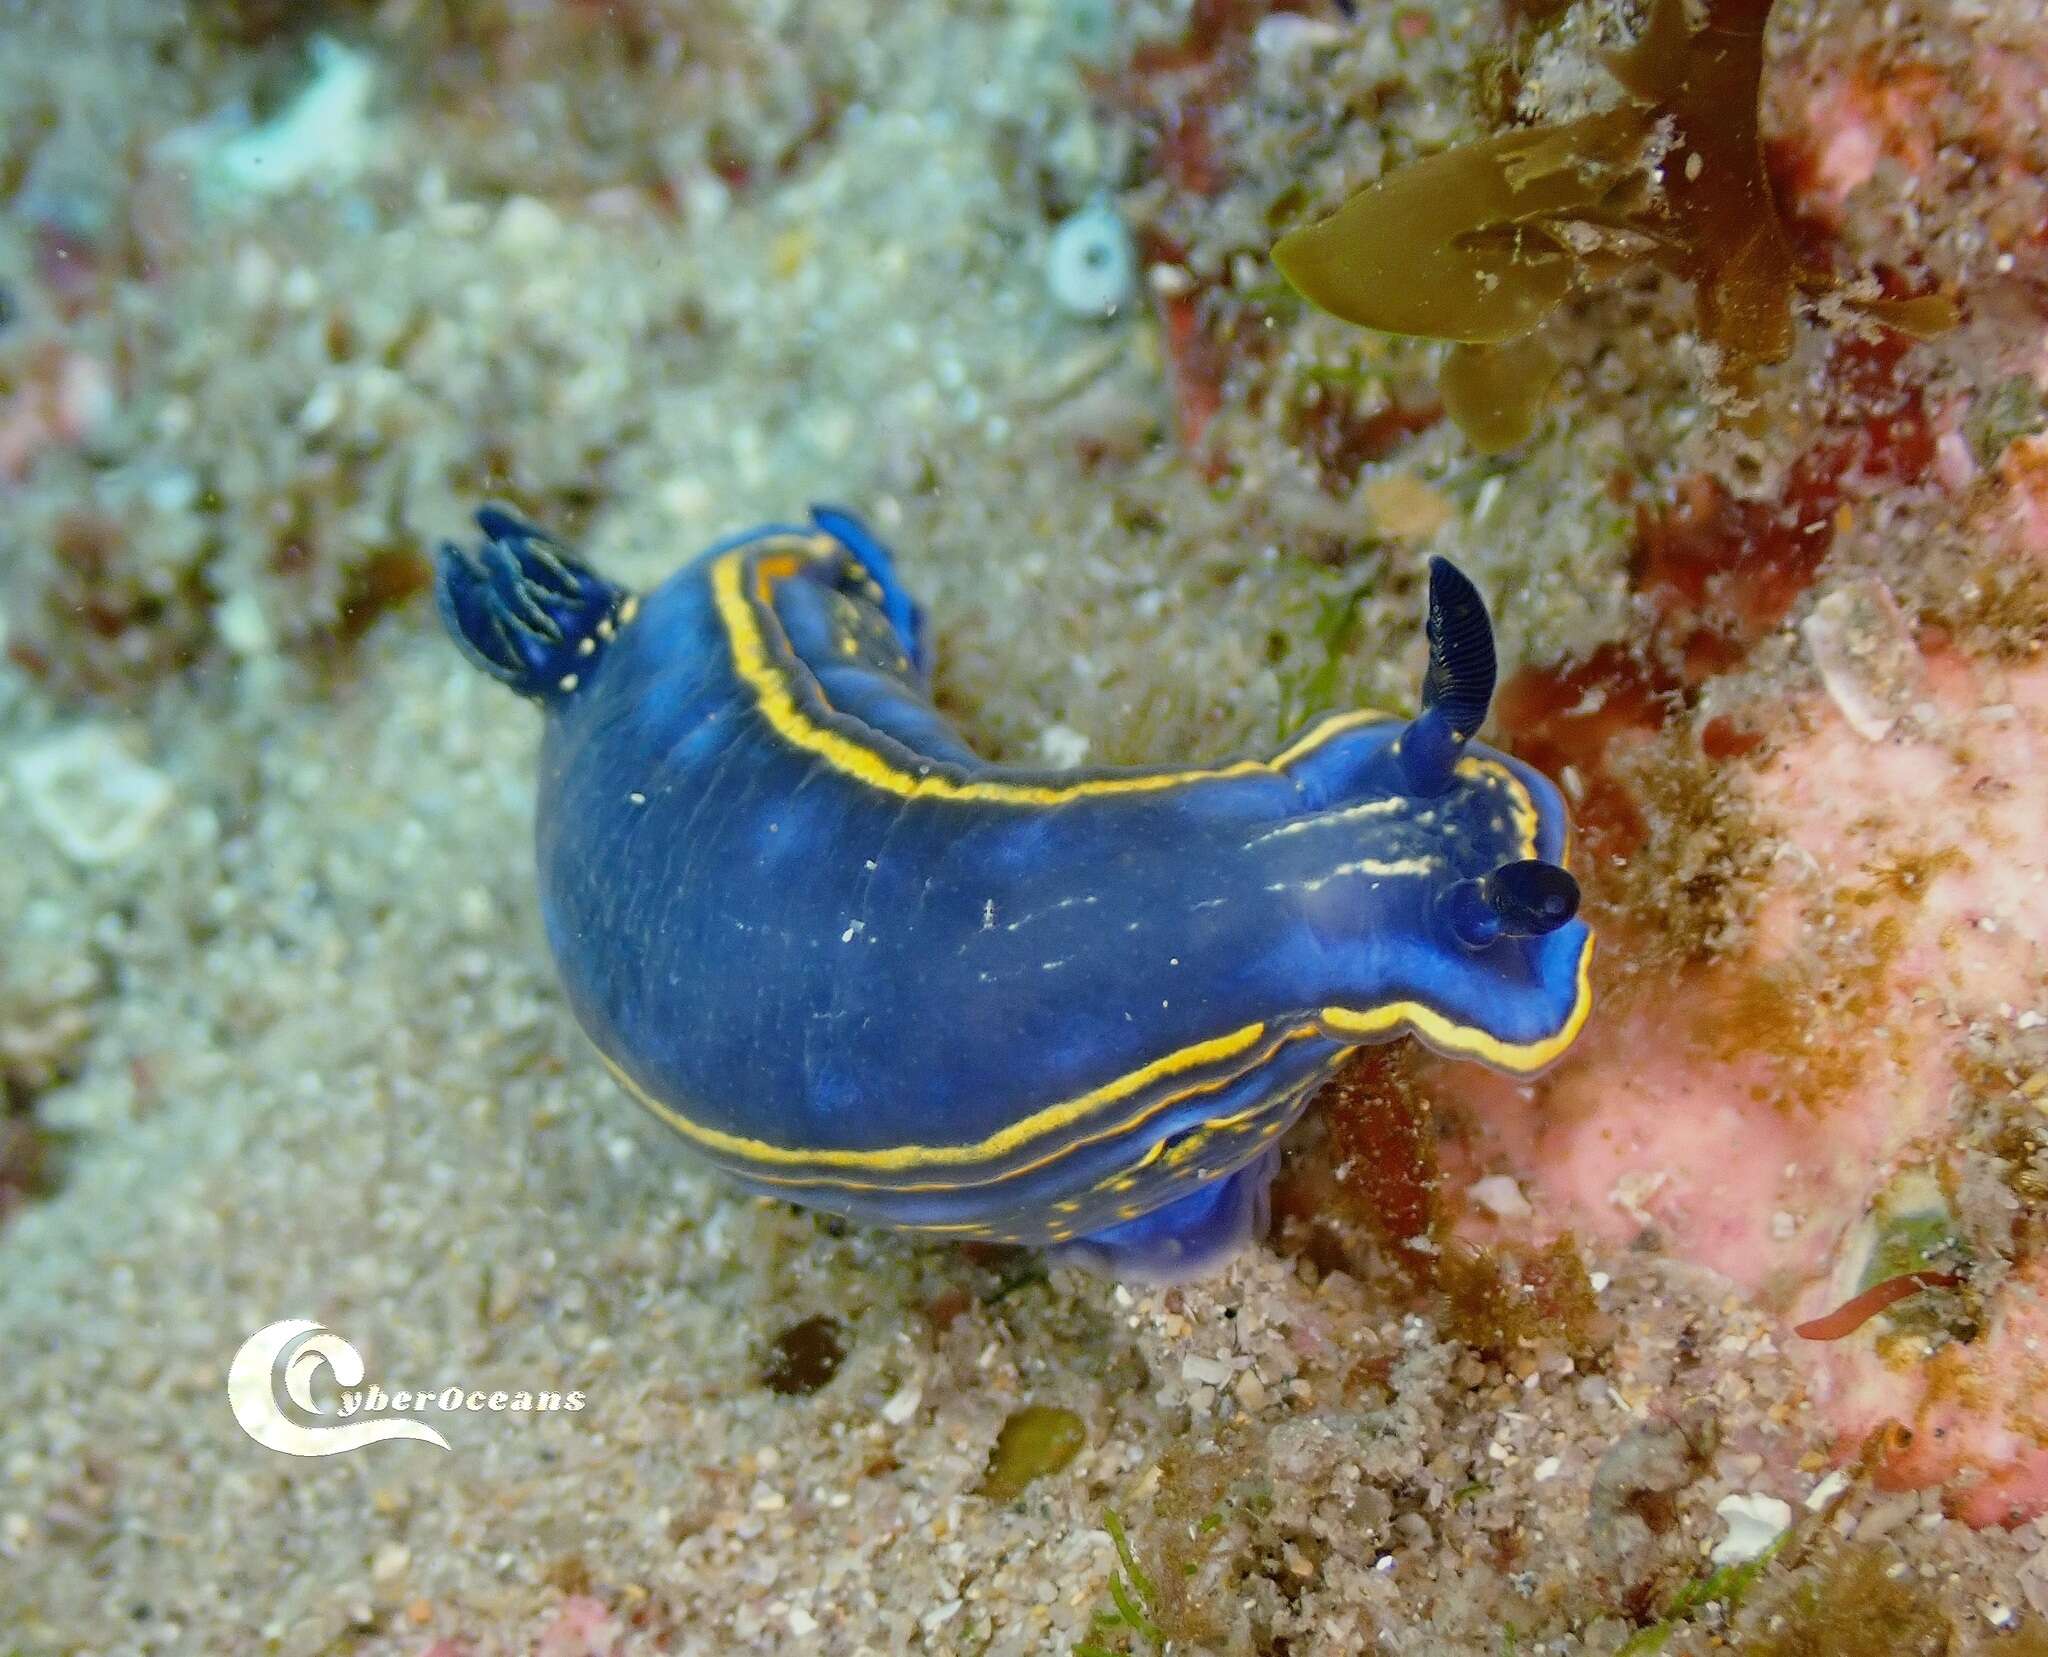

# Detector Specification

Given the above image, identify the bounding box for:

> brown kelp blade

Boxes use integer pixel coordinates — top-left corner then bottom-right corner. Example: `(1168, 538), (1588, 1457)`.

(1440, 337), (1563, 454)
(1271, 106), (1649, 345)
(1607, 0), (1802, 368)
(1851, 292), (1962, 340)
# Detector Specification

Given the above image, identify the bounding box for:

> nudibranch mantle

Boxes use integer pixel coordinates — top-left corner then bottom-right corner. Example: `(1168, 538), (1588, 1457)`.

(437, 506), (1592, 1280)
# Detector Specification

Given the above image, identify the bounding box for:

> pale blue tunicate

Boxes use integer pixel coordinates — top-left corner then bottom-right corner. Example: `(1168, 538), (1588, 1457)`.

(1045, 197), (1137, 322)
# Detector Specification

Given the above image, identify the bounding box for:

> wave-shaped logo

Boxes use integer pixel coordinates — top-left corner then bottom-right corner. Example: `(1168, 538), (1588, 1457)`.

(227, 1320), (451, 1457)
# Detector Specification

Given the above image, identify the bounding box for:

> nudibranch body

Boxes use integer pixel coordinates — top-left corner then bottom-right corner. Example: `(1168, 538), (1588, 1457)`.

(437, 506), (1592, 1279)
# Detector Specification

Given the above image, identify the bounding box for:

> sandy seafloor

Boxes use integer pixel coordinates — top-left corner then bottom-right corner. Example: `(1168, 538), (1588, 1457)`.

(4, 0), (2048, 1652)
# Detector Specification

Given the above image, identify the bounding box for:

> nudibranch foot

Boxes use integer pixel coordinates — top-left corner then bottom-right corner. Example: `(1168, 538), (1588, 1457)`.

(436, 504), (1594, 1282)
(1056, 1145), (1283, 1283)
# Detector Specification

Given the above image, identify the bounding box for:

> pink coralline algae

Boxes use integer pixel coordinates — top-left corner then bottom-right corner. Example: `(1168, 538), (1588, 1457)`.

(0, 343), (114, 484)
(531, 1595), (622, 1657)
(1781, 37), (2048, 238)
(1442, 637), (2048, 1524)
(1377, 10), (2048, 1530)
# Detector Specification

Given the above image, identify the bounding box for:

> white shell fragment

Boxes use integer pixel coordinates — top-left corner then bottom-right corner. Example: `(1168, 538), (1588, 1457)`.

(166, 35), (382, 210)
(880, 1382), (923, 1425)
(1252, 16), (1348, 56)
(12, 724), (175, 867)
(1467, 1174), (1534, 1220)
(1046, 197), (1138, 321)
(1710, 1492), (1793, 1566)
(1799, 576), (1927, 742)
(214, 587), (276, 658)
(1805, 1469), (1851, 1510)
(2019, 1541), (2048, 1620)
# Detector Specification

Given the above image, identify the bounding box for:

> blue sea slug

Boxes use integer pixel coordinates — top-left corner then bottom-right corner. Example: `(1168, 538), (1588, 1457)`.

(436, 505), (1592, 1280)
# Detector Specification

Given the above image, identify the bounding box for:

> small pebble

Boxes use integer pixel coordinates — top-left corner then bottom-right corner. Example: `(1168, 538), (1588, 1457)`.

(216, 589), (275, 658)
(493, 195), (561, 251)
(1805, 1469), (1850, 1510)
(1038, 724), (1092, 769)
(760, 1314), (848, 1396)
(1252, 15), (1347, 54)
(979, 1404), (1087, 1500)
(13, 726), (175, 866)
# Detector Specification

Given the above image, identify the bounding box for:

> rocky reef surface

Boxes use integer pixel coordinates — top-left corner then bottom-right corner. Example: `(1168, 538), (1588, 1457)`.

(2, 0), (2046, 1652)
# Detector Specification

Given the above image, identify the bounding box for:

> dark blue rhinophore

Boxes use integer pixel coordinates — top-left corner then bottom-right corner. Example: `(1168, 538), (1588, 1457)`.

(1397, 556), (1498, 797)
(436, 505), (1594, 1281)
(1439, 860), (1582, 950)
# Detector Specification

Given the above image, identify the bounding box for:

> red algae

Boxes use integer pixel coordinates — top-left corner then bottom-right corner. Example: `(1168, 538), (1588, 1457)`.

(1496, 644), (1675, 865)
(1089, 1), (1311, 202)
(1287, 384), (1444, 496)
(1318, 1046), (1443, 1281)
(1436, 1234), (1605, 1362)
(1491, 317), (1944, 874)
(1635, 327), (1939, 673)
(1271, 1044), (1446, 1287)
(7, 509), (211, 702)
(1459, 647), (2048, 1523)
(1793, 1270), (1963, 1342)
(1090, 5), (1356, 470)
(1152, 267), (1227, 462)
(1776, 34), (2048, 244)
